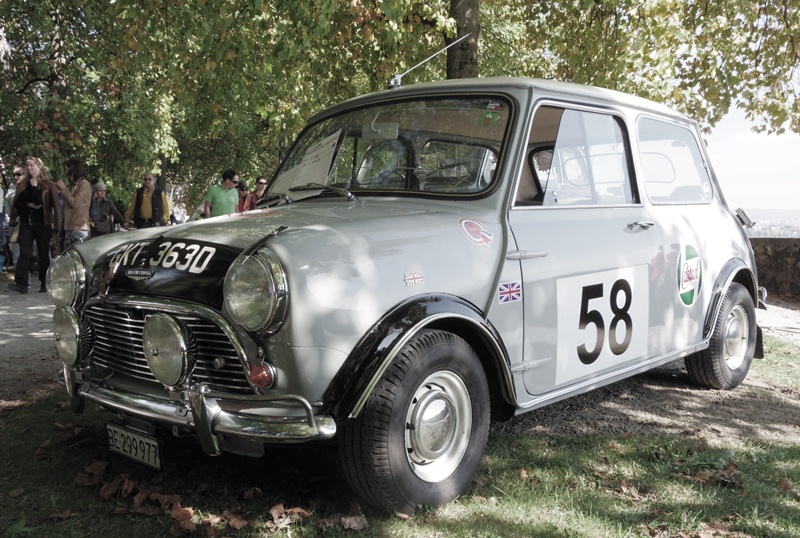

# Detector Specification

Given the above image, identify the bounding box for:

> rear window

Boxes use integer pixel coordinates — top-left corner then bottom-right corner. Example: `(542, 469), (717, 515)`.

(637, 117), (713, 204)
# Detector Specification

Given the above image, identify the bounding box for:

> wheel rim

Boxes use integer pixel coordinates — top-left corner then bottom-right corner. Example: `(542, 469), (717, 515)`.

(724, 304), (749, 370)
(404, 370), (472, 483)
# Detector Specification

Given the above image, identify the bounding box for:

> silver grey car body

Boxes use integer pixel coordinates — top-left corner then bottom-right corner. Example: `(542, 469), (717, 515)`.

(49, 77), (763, 514)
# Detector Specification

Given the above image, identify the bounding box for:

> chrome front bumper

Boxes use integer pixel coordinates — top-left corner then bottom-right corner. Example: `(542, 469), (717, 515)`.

(62, 365), (336, 456)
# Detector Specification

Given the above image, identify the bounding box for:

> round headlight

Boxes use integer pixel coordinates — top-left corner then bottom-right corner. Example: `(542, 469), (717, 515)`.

(143, 314), (189, 387)
(47, 251), (85, 307)
(223, 248), (287, 333)
(53, 306), (81, 366)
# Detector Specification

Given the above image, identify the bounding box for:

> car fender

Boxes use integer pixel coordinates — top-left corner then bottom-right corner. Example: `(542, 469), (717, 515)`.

(320, 293), (514, 421)
(704, 258), (764, 358)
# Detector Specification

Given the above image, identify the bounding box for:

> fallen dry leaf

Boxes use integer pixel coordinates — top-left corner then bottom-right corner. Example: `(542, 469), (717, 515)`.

(518, 467), (530, 480)
(9, 488), (25, 498)
(222, 509), (249, 530)
(778, 478), (794, 493)
(341, 513), (369, 530)
(171, 503), (194, 522)
(48, 511), (75, 520)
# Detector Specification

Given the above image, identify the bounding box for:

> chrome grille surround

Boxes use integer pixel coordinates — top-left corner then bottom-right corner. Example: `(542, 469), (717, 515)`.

(84, 296), (252, 394)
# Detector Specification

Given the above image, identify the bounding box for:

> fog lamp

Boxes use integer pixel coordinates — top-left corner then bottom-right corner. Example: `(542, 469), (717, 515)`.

(53, 306), (81, 366)
(143, 314), (189, 387)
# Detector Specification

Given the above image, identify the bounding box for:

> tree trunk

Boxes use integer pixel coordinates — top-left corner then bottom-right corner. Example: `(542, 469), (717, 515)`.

(446, 0), (480, 79)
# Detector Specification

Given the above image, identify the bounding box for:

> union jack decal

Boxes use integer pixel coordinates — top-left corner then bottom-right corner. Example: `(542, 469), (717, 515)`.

(404, 271), (424, 287)
(497, 281), (522, 303)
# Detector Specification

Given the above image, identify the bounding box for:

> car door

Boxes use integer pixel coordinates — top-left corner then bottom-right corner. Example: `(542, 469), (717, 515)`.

(506, 104), (668, 397)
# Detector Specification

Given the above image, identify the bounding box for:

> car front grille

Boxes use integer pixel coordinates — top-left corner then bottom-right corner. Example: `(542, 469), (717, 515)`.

(85, 303), (252, 394)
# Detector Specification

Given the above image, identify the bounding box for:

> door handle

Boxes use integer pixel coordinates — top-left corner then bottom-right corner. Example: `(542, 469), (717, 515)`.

(627, 221), (655, 230)
(506, 250), (549, 260)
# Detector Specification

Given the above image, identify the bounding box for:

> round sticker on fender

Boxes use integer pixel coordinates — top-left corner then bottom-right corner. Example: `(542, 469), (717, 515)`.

(677, 245), (702, 306)
(555, 265), (649, 386)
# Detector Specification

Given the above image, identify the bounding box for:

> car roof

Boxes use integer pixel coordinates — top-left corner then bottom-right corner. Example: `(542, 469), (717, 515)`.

(309, 77), (688, 125)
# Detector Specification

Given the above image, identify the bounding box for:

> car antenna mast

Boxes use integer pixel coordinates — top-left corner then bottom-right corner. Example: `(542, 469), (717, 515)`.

(388, 33), (471, 90)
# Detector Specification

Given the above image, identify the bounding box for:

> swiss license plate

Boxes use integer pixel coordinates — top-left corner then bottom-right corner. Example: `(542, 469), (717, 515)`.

(106, 423), (162, 470)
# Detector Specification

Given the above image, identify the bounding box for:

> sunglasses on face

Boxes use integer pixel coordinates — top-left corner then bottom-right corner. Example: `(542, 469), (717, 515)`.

(14, 173), (23, 177)
(257, 181), (267, 185)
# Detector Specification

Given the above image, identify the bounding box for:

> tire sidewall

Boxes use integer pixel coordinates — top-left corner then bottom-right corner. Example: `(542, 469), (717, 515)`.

(385, 333), (490, 509)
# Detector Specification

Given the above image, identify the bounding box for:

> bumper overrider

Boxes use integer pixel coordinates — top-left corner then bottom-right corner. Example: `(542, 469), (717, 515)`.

(61, 365), (336, 455)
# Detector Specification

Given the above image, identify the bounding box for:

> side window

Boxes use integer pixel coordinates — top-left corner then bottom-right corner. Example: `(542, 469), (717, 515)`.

(516, 106), (634, 207)
(637, 118), (713, 204)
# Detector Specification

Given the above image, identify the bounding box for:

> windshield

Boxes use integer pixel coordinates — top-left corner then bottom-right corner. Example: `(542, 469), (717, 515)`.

(268, 97), (511, 198)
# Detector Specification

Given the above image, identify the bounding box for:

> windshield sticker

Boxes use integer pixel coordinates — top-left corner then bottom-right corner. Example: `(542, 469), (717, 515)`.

(404, 271), (424, 287)
(498, 281), (522, 303)
(460, 218), (494, 246)
(280, 129), (341, 189)
(677, 245), (703, 306)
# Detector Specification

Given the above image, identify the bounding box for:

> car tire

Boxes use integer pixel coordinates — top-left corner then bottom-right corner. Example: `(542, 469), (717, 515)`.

(685, 282), (756, 389)
(339, 329), (490, 515)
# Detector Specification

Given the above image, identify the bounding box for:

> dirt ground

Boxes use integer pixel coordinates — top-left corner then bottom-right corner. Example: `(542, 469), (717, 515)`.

(2, 270), (799, 447)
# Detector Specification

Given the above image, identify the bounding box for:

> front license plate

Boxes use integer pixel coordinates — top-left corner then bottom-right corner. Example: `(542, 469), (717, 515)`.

(106, 423), (162, 470)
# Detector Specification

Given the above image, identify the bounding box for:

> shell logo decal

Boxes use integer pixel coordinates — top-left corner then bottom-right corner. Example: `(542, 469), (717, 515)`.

(677, 245), (703, 306)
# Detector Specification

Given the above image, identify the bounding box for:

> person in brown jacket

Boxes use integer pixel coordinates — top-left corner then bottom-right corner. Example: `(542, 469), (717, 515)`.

(9, 156), (62, 294)
(56, 158), (92, 249)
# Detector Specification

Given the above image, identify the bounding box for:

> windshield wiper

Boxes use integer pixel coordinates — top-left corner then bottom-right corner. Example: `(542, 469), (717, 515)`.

(257, 193), (294, 207)
(288, 183), (357, 201)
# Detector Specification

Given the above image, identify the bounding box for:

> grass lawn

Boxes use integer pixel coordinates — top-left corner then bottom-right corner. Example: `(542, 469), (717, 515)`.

(2, 336), (799, 537)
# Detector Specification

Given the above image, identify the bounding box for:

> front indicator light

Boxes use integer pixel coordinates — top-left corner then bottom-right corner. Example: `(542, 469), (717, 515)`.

(143, 314), (189, 387)
(249, 363), (276, 388)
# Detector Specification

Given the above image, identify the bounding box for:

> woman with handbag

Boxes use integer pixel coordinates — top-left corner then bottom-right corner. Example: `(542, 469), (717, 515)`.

(90, 181), (124, 236)
(9, 156), (62, 294)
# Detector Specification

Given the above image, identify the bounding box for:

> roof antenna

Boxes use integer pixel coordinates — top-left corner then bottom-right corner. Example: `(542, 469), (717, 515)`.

(388, 33), (471, 90)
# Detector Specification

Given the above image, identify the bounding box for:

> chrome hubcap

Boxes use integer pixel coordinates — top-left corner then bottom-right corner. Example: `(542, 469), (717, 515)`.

(724, 305), (748, 370)
(405, 371), (471, 482)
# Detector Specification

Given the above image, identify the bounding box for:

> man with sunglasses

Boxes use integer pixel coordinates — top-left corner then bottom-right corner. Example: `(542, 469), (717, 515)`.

(203, 169), (240, 218)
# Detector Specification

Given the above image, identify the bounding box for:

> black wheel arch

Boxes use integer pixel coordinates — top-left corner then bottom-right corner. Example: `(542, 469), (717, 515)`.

(320, 293), (516, 422)
(704, 259), (763, 359)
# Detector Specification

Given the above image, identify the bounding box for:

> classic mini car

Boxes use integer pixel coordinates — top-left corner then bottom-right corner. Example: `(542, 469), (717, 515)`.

(48, 77), (764, 515)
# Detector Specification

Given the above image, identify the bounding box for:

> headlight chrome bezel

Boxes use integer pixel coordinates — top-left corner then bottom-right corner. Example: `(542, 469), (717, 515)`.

(47, 250), (86, 307)
(223, 248), (288, 334)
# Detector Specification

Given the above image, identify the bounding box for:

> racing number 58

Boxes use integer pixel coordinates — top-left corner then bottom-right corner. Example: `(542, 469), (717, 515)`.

(577, 279), (633, 364)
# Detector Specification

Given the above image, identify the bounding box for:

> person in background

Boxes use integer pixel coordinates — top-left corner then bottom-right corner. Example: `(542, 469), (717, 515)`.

(4, 166), (25, 271)
(246, 175), (268, 209)
(123, 172), (170, 229)
(203, 169), (239, 218)
(90, 181), (124, 236)
(171, 200), (188, 225)
(236, 180), (251, 212)
(56, 158), (93, 249)
(9, 156), (61, 294)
